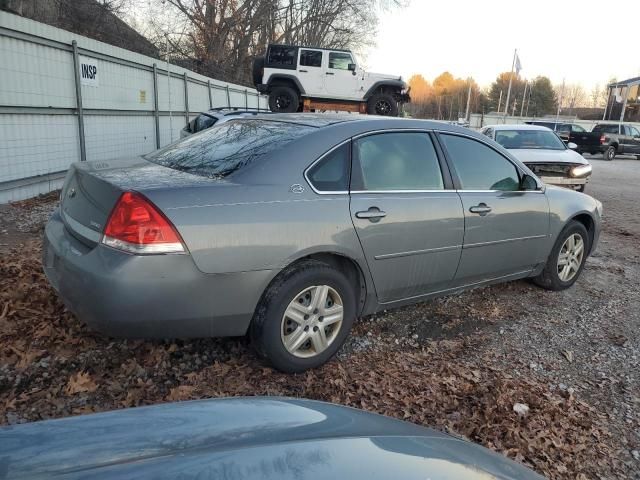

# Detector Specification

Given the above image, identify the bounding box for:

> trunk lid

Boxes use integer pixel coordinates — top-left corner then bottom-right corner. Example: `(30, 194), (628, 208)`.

(60, 157), (213, 246)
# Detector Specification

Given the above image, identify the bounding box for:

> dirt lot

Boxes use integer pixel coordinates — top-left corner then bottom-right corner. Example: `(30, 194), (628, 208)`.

(1, 155), (639, 479)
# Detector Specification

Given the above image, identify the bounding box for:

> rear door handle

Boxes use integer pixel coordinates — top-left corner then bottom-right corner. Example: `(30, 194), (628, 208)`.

(299, 69), (308, 73)
(355, 207), (386, 222)
(326, 72), (334, 75)
(469, 203), (492, 216)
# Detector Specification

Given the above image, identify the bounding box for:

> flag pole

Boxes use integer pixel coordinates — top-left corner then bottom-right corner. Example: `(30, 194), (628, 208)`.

(503, 49), (516, 116)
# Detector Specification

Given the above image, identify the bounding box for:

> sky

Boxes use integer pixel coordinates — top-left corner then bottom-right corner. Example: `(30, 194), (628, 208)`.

(364, 0), (640, 91)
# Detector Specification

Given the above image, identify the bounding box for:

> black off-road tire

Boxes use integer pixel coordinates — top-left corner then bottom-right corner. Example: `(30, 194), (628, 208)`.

(604, 145), (616, 161)
(250, 259), (356, 373)
(367, 92), (399, 116)
(577, 185), (585, 193)
(532, 220), (590, 291)
(268, 85), (300, 113)
(252, 56), (265, 86)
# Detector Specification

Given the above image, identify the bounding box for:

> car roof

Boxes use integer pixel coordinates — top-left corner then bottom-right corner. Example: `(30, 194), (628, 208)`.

(485, 124), (552, 132)
(230, 113), (477, 133)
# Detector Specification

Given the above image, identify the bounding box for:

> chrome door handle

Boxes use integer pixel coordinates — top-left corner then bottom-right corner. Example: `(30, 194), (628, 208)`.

(356, 207), (387, 222)
(469, 203), (492, 216)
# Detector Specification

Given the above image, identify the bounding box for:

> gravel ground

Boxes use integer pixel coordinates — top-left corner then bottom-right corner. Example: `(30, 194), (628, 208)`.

(1, 156), (639, 479)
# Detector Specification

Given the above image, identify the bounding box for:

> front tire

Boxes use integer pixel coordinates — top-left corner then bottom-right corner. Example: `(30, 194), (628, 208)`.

(367, 92), (399, 116)
(604, 146), (616, 161)
(268, 85), (300, 113)
(533, 220), (589, 291)
(250, 260), (356, 373)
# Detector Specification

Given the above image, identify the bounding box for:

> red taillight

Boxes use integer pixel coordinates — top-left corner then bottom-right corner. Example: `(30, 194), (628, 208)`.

(600, 135), (606, 145)
(102, 192), (185, 254)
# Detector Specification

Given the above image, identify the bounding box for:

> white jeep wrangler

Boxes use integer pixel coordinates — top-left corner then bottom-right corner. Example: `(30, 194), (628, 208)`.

(253, 44), (410, 116)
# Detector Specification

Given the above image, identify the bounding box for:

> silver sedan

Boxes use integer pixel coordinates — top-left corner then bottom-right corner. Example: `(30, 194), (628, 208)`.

(44, 114), (602, 372)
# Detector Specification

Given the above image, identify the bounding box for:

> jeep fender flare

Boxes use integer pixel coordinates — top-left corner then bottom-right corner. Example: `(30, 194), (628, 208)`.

(266, 75), (305, 95)
(364, 80), (406, 100)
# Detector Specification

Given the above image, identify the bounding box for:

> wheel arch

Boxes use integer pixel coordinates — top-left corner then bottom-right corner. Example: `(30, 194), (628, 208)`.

(567, 212), (596, 255)
(363, 80), (405, 100)
(266, 75), (305, 94)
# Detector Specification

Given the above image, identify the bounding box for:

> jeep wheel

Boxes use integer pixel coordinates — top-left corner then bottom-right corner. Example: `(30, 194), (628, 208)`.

(268, 86), (299, 113)
(367, 92), (399, 116)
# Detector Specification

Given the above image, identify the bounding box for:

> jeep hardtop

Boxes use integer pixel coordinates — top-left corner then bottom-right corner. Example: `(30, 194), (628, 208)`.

(253, 44), (410, 116)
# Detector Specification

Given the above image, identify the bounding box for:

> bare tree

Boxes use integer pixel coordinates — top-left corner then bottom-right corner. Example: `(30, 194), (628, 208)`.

(142, 0), (404, 85)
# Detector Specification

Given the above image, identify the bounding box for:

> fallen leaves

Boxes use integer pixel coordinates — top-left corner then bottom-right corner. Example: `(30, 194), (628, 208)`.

(561, 350), (574, 363)
(65, 372), (98, 395)
(0, 195), (633, 480)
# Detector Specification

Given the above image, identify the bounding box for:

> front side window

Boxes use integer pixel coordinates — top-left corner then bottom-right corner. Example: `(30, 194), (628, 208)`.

(352, 133), (444, 191)
(571, 124), (586, 133)
(306, 143), (350, 192)
(482, 128), (493, 138)
(194, 114), (216, 132)
(328, 52), (353, 70)
(629, 126), (640, 137)
(440, 134), (520, 191)
(494, 129), (566, 150)
(146, 120), (314, 179)
(300, 50), (322, 67)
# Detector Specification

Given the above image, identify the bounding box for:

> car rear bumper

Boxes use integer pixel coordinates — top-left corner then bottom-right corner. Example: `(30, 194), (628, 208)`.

(43, 209), (276, 339)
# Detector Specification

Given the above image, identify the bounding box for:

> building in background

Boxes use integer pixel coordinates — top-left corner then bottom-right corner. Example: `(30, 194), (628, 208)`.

(604, 77), (640, 122)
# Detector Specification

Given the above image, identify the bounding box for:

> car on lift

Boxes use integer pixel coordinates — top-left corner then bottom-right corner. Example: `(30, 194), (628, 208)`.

(252, 44), (410, 116)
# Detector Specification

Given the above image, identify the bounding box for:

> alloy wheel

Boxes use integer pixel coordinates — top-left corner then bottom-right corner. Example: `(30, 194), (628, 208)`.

(375, 99), (392, 115)
(557, 233), (585, 282)
(281, 285), (344, 358)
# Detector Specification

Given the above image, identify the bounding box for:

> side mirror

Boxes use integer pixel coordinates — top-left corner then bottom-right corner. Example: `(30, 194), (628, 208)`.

(348, 63), (357, 75)
(567, 142), (578, 150)
(520, 174), (539, 191)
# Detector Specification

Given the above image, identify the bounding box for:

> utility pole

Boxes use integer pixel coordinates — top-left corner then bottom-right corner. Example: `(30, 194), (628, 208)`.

(504, 49), (517, 115)
(556, 78), (565, 124)
(520, 81), (527, 116)
(525, 84), (532, 117)
(464, 80), (472, 120)
(497, 90), (503, 113)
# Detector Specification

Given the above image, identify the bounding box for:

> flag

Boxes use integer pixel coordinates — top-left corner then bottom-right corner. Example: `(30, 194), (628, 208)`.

(515, 53), (522, 75)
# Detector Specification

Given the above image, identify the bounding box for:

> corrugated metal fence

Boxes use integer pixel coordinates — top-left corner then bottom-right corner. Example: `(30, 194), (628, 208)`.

(0, 11), (267, 203)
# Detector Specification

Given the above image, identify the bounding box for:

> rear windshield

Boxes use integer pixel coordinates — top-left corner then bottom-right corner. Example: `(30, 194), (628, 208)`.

(593, 124), (619, 134)
(146, 120), (314, 178)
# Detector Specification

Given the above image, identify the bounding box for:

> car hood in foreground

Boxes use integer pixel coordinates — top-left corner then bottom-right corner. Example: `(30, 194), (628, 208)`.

(507, 148), (589, 165)
(0, 397), (542, 480)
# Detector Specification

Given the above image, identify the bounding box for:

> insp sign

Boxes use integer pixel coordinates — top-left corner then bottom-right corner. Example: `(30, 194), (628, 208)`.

(79, 56), (99, 87)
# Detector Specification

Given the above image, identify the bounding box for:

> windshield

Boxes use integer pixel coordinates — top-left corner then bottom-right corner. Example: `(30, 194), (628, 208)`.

(146, 119), (314, 178)
(494, 129), (566, 150)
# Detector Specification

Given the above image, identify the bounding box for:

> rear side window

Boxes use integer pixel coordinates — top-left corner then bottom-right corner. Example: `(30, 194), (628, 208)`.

(300, 50), (322, 67)
(267, 45), (297, 68)
(306, 143), (350, 192)
(352, 133), (444, 191)
(440, 134), (520, 191)
(571, 124), (585, 133)
(146, 120), (314, 179)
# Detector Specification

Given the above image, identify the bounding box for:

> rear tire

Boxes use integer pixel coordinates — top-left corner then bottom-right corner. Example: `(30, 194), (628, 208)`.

(268, 85), (299, 113)
(367, 92), (399, 116)
(577, 185), (585, 193)
(533, 220), (590, 291)
(604, 145), (616, 161)
(250, 259), (356, 373)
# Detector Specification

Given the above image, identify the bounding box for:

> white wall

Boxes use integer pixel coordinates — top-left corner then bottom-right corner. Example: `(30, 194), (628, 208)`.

(0, 11), (267, 203)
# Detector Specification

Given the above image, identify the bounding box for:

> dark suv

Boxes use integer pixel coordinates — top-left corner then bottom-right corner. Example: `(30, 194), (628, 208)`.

(592, 123), (640, 160)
